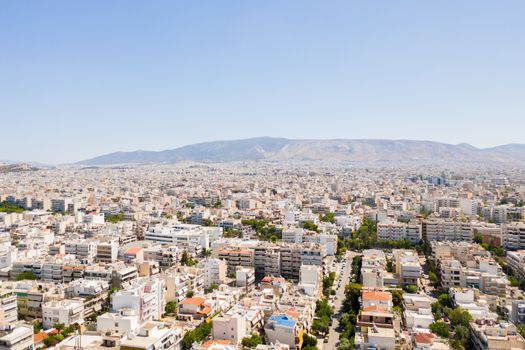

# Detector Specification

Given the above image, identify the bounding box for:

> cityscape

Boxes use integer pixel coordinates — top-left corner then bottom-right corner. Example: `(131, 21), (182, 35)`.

(1, 2), (525, 350)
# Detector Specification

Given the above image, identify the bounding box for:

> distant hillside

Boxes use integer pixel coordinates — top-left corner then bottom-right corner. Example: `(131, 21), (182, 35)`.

(0, 163), (39, 173)
(77, 137), (525, 165)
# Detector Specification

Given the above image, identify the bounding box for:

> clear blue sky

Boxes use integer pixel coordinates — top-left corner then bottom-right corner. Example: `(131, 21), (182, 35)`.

(1, 1), (524, 164)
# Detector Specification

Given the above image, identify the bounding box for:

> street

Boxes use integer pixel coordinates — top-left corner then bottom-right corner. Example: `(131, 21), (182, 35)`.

(322, 250), (360, 350)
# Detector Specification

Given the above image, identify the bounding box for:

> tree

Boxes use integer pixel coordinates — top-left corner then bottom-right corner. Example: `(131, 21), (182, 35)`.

(242, 333), (263, 348)
(320, 212), (335, 224)
(386, 258), (393, 272)
(202, 218), (214, 227)
(392, 289), (404, 308)
(518, 324), (525, 338)
(404, 285), (417, 293)
(0, 201), (25, 213)
(204, 284), (219, 294)
(438, 294), (451, 307)
(508, 275), (519, 287)
(447, 307), (472, 328)
(105, 213), (125, 223)
(302, 333), (317, 348)
(165, 301), (177, 315)
(181, 250), (196, 266)
(429, 271), (439, 286)
(302, 221), (319, 232)
(473, 234), (483, 244)
(53, 323), (65, 330)
(16, 271), (37, 281)
(430, 321), (450, 338)
(337, 337), (354, 350)
(312, 318), (329, 335)
(186, 290), (194, 298)
(453, 324), (470, 349)
(182, 322), (212, 350)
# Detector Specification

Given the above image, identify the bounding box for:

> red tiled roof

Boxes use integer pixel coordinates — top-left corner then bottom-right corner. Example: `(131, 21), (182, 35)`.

(202, 340), (232, 347)
(180, 297), (205, 306)
(34, 332), (48, 344)
(125, 247), (143, 255)
(362, 291), (391, 301)
(414, 333), (434, 344)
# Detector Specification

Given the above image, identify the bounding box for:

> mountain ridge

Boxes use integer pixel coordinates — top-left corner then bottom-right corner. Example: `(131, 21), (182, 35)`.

(77, 137), (525, 165)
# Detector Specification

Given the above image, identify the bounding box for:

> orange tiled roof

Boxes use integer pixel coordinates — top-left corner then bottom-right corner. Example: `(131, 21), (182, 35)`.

(362, 291), (391, 301)
(414, 333), (434, 344)
(362, 305), (387, 313)
(34, 332), (48, 344)
(198, 306), (212, 315)
(125, 246), (143, 255)
(180, 297), (205, 306)
(202, 340), (232, 347)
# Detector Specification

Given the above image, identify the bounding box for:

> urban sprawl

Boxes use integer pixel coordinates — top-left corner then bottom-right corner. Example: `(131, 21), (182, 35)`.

(1, 163), (525, 350)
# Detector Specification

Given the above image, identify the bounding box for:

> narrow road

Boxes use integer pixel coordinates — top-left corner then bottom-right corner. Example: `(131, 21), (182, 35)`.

(323, 250), (359, 350)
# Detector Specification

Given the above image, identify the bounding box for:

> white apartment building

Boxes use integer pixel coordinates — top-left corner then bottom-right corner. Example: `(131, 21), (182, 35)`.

(145, 223), (212, 249)
(96, 308), (140, 334)
(299, 265), (321, 296)
(459, 198), (479, 216)
(95, 241), (119, 263)
(65, 240), (98, 260)
(253, 244), (281, 277)
(393, 250), (422, 287)
(507, 250), (525, 280)
(440, 259), (464, 289)
(162, 267), (204, 302)
(236, 267), (255, 288)
(202, 259), (227, 288)
(42, 299), (84, 329)
(212, 313), (247, 344)
(0, 324), (34, 350)
(377, 221), (422, 243)
(502, 222), (525, 250)
(423, 219), (472, 242)
(0, 291), (17, 324)
(119, 321), (181, 350)
(281, 228), (303, 244)
(111, 277), (165, 322)
(361, 250), (386, 288)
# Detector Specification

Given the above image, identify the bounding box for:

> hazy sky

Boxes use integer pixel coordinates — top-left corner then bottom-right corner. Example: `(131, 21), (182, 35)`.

(1, 1), (524, 164)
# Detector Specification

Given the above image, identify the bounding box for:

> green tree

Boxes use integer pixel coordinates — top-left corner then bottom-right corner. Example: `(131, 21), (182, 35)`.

(242, 333), (263, 348)
(16, 271), (37, 281)
(337, 337), (354, 350)
(429, 271), (439, 287)
(430, 321), (450, 338)
(320, 212), (335, 224)
(392, 289), (404, 308)
(182, 322), (212, 350)
(438, 294), (451, 307)
(473, 234), (483, 244)
(202, 218), (214, 227)
(302, 221), (320, 232)
(0, 201), (25, 213)
(181, 250), (196, 266)
(165, 301), (177, 315)
(105, 213), (125, 223)
(404, 285), (417, 293)
(447, 307), (472, 328)
(453, 324), (470, 349)
(302, 333), (317, 348)
(204, 284), (219, 294)
(186, 290), (194, 298)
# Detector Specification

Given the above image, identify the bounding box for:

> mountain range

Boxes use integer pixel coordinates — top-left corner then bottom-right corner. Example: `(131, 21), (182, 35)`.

(76, 137), (525, 165)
